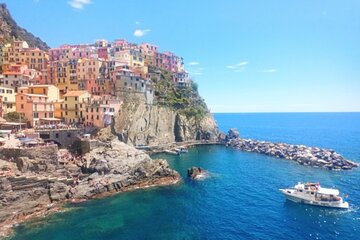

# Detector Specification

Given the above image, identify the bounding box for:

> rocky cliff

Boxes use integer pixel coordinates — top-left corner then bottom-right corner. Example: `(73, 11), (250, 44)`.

(0, 137), (180, 238)
(0, 3), (49, 50)
(113, 67), (219, 146)
(113, 97), (218, 146)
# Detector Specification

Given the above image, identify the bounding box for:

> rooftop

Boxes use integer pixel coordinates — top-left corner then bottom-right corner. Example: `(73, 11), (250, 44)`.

(63, 90), (89, 97)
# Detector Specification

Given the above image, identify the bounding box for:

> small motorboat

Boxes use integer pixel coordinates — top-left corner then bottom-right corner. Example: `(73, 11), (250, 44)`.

(280, 182), (349, 209)
(164, 149), (179, 155)
(174, 147), (189, 154)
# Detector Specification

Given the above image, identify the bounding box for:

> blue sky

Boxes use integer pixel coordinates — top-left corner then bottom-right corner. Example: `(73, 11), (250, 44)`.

(5, 0), (360, 112)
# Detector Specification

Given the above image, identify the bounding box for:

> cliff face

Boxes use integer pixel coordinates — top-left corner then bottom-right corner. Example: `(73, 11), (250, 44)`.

(0, 3), (49, 50)
(113, 95), (219, 146)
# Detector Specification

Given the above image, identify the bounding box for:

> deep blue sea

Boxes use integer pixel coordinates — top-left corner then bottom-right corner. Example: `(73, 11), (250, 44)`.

(10, 113), (360, 240)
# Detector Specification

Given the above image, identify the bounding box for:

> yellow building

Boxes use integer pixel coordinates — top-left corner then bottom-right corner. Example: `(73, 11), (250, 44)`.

(49, 60), (79, 96)
(0, 86), (16, 117)
(20, 48), (49, 71)
(129, 49), (145, 68)
(61, 90), (91, 123)
(54, 99), (64, 119)
(27, 85), (60, 102)
(2, 40), (29, 72)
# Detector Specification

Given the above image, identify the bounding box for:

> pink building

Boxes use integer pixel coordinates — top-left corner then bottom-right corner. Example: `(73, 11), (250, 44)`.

(76, 58), (104, 95)
(97, 47), (108, 59)
(1, 70), (36, 92)
(83, 95), (122, 128)
(16, 88), (55, 127)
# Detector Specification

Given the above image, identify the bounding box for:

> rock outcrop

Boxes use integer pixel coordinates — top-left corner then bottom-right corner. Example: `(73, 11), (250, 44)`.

(113, 96), (218, 146)
(187, 167), (209, 180)
(0, 3), (49, 50)
(225, 129), (358, 170)
(0, 138), (180, 238)
(70, 139), (180, 199)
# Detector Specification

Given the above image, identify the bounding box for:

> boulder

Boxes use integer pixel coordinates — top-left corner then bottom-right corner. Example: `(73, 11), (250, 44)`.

(49, 182), (70, 202)
(187, 167), (206, 180)
(227, 128), (240, 140)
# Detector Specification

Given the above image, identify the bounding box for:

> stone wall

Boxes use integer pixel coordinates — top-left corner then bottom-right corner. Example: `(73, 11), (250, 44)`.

(0, 145), (59, 173)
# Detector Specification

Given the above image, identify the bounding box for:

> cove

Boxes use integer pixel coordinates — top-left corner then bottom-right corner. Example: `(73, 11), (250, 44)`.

(10, 145), (360, 240)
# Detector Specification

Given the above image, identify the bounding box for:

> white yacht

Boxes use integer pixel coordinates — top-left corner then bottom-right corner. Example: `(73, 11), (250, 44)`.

(280, 182), (349, 209)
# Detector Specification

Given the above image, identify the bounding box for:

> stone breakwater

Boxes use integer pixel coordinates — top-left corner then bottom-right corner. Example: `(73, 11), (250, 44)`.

(226, 138), (358, 170)
(220, 128), (358, 170)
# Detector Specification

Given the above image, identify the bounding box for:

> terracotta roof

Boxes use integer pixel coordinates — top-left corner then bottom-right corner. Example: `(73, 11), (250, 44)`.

(63, 90), (89, 97)
(3, 71), (22, 75)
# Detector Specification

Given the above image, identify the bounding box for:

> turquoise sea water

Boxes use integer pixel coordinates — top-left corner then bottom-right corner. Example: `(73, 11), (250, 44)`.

(10, 113), (360, 240)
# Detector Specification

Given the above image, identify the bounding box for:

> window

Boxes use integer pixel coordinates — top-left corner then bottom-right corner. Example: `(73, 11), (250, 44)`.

(55, 133), (59, 138)
(33, 112), (39, 118)
(21, 104), (24, 109)
(96, 115), (99, 120)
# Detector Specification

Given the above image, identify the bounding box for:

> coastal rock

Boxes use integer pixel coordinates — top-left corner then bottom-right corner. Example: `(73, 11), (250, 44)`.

(70, 139), (181, 199)
(187, 167), (208, 180)
(227, 128), (240, 140)
(0, 138), (181, 236)
(49, 182), (70, 202)
(226, 134), (358, 170)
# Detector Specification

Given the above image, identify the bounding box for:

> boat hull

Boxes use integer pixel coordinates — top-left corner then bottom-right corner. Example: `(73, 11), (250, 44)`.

(280, 189), (349, 209)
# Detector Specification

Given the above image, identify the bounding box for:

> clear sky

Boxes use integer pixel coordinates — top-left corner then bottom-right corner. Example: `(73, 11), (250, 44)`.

(5, 0), (360, 112)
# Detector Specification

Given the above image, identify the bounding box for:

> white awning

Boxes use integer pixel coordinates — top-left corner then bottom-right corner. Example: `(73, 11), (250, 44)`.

(40, 118), (61, 122)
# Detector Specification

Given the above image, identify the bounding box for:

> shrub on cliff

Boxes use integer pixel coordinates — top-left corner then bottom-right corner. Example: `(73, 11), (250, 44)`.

(150, 66), (209, 121)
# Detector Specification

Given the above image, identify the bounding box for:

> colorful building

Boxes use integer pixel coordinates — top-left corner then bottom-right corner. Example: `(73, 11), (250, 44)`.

(16, 88), (56, 127)
(0, 86), (16, 117)
(140, 43), (158, 66)
(76, 58), (103, 95)
(20, 48), (49, 71)
(1, 40), (29, 72)
(83, 95), (122, 128)
(61, 90), (91, 123)
(173, 71), (190, 87)
(27, 85), (60, 102)
(1, 70), (36, 91)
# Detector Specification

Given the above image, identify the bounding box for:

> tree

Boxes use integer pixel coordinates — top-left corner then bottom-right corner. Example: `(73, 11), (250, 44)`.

(191, 81), (199, 92)
(4, 112), (27, 123)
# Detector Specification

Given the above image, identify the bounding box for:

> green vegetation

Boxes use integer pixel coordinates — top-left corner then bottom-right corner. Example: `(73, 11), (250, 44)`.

(150, 66), (209, 122)
(4, 112), (28, 123)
